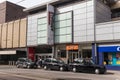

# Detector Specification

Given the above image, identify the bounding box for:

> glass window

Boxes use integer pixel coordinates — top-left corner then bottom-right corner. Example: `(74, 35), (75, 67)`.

(66, 27), (72, 34)
(66, 12), (72, 19)
(66, 20), (72, 26)
(55, 22), (60, 28)
(37, 31), (47, 37)
(59, 13), (66, 21)
(38, 17), (47, 25)
(59, 21), (66, 27)
(54, 11), (72, 43)
(103, 52), (120, 66)
(55, 29), (60, 36)
(60, 50), (66, 58)
(55, 15), (59, 21)
(55, 36), (59, 43)
(66, 35), (72, 42)
(60, 28), (66, 35)
(60, 35), (66, 43)
(38, 24), (47, 31)
(38, 37), (47, 44)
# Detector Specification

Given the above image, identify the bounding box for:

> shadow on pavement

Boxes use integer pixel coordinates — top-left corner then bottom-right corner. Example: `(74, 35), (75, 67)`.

(53, 78), (90, 80)
(104, 72), (114, 75)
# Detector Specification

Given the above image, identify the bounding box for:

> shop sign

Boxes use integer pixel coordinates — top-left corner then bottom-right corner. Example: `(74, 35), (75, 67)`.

(66, 45), (78, 50)
(98, 46), (120, 53)
(117, 47), (120, 51)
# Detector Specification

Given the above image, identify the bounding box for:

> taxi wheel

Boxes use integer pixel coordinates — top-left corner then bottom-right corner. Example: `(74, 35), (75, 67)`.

(60, 67), (64, 71)
(72, 67), (77, 72)
(95, 69), (100, 74)
(44, 65), (47, 70)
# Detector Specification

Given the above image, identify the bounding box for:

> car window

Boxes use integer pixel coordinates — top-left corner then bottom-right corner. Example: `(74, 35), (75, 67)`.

(84, 59), (95, 65)
(58, 60), (64, 64)
(73, 59), (84, 65)
(26, 59), (32, 62)
(52, 59), (58, 63)
(18, 59), (25, 62)
(45, 59), (51, 63)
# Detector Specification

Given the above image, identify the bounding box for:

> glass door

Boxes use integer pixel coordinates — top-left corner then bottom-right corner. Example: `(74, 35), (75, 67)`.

(68, 51), (78, 63)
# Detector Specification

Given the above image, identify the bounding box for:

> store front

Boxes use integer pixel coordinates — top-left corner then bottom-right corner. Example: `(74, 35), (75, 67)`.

(56, 44), (92, 64)
(0, 50), (26, 65)
(34, 46), (53, 60)
(98, 45), (120, 70)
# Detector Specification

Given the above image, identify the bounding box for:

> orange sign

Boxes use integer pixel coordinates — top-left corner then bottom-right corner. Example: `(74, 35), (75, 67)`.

(66, 45), (78, 50)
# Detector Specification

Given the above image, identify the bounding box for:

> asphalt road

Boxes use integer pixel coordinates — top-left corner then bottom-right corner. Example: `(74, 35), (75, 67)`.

(0, 65), (119, 80)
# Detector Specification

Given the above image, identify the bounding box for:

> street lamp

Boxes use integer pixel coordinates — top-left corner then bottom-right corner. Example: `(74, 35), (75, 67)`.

(57, 49), (60, 58)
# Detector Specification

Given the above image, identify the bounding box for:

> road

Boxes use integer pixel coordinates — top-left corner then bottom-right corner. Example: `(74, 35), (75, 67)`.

(0, 65), (119, 80)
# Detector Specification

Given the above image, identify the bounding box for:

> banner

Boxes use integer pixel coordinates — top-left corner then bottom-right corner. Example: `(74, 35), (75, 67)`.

(47, 4), (54, 45)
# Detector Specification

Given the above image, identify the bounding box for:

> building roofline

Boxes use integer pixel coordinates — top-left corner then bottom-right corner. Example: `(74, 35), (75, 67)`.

(0, 1), (26, 9)
(24, 0), (76, 12)
(24, 0), (59, 12)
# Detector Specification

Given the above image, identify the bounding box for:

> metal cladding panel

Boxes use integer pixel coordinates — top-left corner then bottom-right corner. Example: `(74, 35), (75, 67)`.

(27, 15), (38, 46)
(0, 24), (2, 48)
(1, 23), (7, 48)
(73, 0), (94, 43)
(96, 20), (120, 41)
(20, 18), (27, 47)
(7, 22), (13, 48)
(13, 20), (20, 48)
(96, 1), (111, 23)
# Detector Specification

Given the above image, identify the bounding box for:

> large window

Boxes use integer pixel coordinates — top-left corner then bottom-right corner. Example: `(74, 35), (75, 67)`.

(37, 17), (47, 44)
(58, 50), (66, 58)
(54, 11), (72, 43)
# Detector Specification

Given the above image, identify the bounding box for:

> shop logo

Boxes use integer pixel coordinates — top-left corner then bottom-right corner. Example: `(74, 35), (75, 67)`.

(117, 47), (120, 51)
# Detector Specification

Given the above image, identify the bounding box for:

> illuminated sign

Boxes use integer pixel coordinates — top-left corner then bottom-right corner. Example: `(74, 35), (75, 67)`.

(66, 45), (78, 50)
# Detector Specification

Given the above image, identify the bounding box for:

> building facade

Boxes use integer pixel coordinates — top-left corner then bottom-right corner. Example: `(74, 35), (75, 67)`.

(24, 0), (120, 70)
(0, 0), (119, 69)
(0, 1), (28, 64)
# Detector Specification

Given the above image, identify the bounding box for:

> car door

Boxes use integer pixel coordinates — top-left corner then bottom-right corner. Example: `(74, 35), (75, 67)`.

(82, 60), (90, 72)
(83, 59), (95, 73)
(51, 59), (59, 70)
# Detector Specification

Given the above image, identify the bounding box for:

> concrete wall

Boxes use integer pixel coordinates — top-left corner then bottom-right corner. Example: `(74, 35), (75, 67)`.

(0, 18), (27, 49)
(0, 1), (28, 24)
(19, 18), (27, 47)
(1, 23), (7, 48)
(13, 20), (20, 48)
(7, 22), (13, 48)
(0, 2), (6, 24)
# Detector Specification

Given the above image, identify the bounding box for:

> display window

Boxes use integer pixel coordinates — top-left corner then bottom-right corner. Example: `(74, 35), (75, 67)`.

(104, 52), (120, 66)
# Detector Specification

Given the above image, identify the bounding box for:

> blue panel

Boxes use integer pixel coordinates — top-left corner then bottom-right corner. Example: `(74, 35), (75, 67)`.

(106, 65), (120, 70)
(98, 52), (103, 65)
(98, 46), (120, 53)
(92, 44), (95, 63)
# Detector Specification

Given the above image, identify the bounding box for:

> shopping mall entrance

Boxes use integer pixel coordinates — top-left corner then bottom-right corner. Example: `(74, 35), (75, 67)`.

(56, 44), (92, 63)
(68, 51), (79, 63)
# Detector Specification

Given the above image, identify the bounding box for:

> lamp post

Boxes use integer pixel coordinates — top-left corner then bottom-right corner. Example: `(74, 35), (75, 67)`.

(57, 49), (60, 58)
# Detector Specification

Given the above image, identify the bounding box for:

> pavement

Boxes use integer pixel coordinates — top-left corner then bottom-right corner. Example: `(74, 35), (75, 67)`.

(0, 65), (119, 80)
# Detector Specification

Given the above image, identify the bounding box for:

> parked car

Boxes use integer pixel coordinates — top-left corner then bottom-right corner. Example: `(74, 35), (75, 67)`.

(16, 58), (37, 69)
(68, 58), (106, 74)
(42, 58), (68, 71)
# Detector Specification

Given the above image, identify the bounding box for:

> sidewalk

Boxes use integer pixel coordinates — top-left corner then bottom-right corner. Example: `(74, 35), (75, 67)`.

(108, 70), (120, 75)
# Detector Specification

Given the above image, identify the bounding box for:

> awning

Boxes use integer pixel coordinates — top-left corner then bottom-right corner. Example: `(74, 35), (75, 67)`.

(0, 51), (16, 55)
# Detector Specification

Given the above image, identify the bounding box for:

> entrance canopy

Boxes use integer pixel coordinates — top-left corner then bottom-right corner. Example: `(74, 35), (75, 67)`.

(0, 51), (16, 55)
